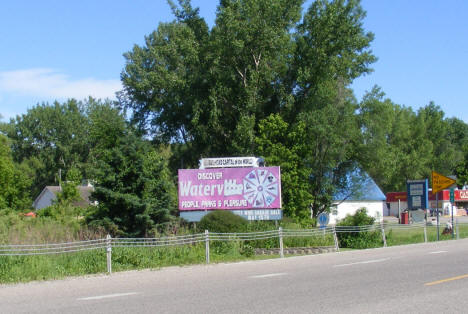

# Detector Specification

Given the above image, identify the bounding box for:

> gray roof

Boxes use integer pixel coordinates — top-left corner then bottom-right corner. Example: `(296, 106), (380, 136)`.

(33, 185), (94, 208)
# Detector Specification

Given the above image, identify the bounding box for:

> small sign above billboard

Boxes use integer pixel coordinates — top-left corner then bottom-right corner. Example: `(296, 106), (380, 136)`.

(199, 157), (263, 169)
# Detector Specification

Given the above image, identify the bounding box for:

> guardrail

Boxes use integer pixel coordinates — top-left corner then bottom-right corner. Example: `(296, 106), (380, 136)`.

(2, 221), (467, 274)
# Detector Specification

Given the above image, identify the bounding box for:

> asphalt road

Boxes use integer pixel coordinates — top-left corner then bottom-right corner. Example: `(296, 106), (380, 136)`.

(2, 239), (468, 313)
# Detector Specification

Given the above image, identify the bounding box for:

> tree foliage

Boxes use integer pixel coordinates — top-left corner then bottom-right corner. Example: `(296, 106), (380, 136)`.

(86, 132), (177, 237)
(120, 0), (378, 220)
(4, 99), (90, 197)
(0, 135), (31, 210)
(336, 207), (382, 248)
(358, 87), (466, 192)
(1, 0), (468, 228)
(197, 210), (248, 233)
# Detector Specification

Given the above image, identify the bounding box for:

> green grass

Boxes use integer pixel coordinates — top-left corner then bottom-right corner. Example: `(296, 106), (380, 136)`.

(0, 234), (336, 284)
(384, 223), (468, 246)
(4, 217), (468, 284)
(0, 251), (106, 284)
(0, 242), (282, 284)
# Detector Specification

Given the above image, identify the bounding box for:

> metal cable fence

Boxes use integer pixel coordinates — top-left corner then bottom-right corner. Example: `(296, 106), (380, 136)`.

(111, 234), (207, 247)
(2, 221), (467, 274)
(0, 239), (107, 256)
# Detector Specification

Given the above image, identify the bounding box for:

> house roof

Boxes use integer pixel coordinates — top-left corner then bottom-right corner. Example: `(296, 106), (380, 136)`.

(74, 186), (94, 207)
(333, 171), (386, 202)
(33, 185), (94, 209)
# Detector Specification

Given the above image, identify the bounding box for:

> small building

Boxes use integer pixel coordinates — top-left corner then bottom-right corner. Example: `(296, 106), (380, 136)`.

(329, 172), (386, 225)
(33, 184), (95, 210)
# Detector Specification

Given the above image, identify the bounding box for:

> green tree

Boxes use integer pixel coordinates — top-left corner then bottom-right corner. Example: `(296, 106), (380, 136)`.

(4, 100), (89, 197)
(121, 0), (302, 158)
(290, 0), (376, 122)
(449, 118), (468, 186)
(455, 145), (468, 187)
(203, 0), (302, 154)
(417, 103), (463, 176)
(256, 114), (312, 220)
(55, 167), (82, 205)
(357, 88), (442, 192)
(336, 207), (381, 249)
(257, 107), (360, 221)
(121, 0), (376, 221)
(4, 98), (126, 200)
(86, 131), (177, 237)
(357, 87), (398, 192)
(0, 135), (31, 210)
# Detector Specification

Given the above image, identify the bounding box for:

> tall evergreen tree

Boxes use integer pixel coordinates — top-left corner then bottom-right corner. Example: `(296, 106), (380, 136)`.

(86, 131), (177, 237)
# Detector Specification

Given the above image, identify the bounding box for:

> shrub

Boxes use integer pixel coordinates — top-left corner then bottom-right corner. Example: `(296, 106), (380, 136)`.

(197, 210), (248, 233)
(240, 243), (255, 257)
(337, 208), (382, 249)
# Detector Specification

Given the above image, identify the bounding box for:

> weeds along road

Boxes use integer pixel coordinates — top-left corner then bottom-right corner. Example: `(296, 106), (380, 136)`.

(2, 239), (468, 313)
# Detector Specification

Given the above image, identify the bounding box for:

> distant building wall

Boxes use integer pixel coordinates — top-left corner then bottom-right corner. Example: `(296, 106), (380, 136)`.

(387, 190), (468, 216)
(331, 201), (385, 225)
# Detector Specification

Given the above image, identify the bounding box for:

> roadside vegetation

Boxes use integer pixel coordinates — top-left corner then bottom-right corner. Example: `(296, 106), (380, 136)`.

(3, 210), (468, 284)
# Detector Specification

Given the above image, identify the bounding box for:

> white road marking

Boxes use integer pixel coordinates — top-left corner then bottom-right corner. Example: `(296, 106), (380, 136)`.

(77, 292), (139, 301)
(249, 272), (287, 279)
(334, 258), (389, 267)
(429, 250), (448, 254)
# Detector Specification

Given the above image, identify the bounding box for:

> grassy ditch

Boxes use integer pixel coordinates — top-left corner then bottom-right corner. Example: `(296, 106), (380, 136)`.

(385, 223), (468, 246)
(0, 242), (280, 284)
(0, 229), (336, 284)
(3, 217), (468, 284)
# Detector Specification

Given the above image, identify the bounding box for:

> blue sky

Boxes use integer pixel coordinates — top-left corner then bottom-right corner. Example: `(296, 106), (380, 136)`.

(1, 0), (467, 122)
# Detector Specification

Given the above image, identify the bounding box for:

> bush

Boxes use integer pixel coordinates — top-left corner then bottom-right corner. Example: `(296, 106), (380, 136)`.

(337, 208), (382, 249)
(197, 210), (248, 233)
(239, 243), (255, 257)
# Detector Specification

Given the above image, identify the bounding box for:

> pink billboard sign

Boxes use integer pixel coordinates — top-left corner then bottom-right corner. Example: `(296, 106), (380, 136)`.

(178, 167), (281, 211)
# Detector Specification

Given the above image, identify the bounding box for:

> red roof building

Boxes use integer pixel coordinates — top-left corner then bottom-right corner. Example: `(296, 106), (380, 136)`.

(386, 189), (468, 217)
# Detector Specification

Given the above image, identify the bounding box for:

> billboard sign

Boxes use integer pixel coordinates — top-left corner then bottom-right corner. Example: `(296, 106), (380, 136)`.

(178, 167), (281, 211)
(406, 179), (428, 210)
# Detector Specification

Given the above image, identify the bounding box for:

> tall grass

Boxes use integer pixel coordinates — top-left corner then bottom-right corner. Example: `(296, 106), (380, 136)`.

(385, 224), (468, 246)
(0, 210), (105, 245)
(4, 209), (468, 284)
(0, 243), (277, 284)
(0, 251), (106, 283)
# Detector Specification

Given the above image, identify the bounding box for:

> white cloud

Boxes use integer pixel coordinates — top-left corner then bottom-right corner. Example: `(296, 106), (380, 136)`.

(0, 68), (121, 100)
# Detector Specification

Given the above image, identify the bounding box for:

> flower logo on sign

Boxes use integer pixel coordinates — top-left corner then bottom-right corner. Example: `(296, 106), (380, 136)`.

(243, 169), (279, 207)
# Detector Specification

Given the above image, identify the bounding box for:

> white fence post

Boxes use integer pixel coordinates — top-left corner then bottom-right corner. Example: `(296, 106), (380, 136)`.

(106, 234), (112, 274)
(456, 219), (459, 240)
(333, 226), (340, 252)
(205, 230), (210, 264)
(279, 227), (284, 258)
(424, 224), (427, 243)
(381, 223), (387, 247)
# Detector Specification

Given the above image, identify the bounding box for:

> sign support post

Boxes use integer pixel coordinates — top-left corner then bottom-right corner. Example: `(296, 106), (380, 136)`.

(450, 188), (455, 239)
(452, 203), (454, 239)
(431, 171), (457, 241)
(436, 193), (439, 241)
